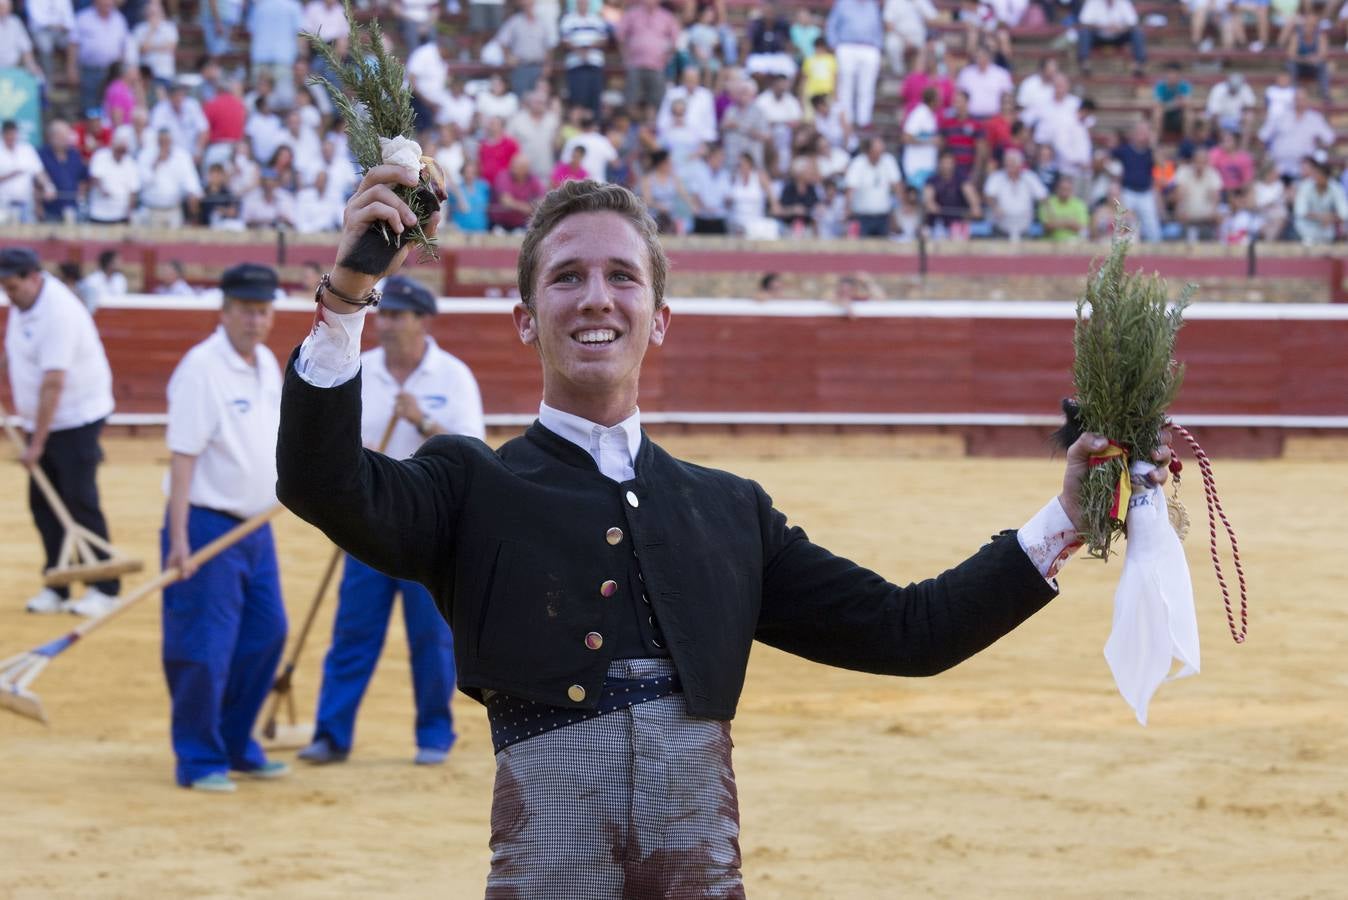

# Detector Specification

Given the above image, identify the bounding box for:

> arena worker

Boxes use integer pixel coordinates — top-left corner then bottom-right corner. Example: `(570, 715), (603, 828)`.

(298, 274), (484, 767)
(0, 246), (121, 617)
(160, 262), (289, 793)
(276, 173), (1174, 894)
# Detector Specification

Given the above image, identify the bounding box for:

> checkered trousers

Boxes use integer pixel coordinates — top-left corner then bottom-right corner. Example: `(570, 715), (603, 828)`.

(485, 659), (746, 899)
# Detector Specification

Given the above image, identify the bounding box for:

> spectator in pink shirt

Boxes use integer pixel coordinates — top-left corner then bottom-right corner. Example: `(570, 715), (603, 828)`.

(552, 144), (589, 186)
(616, 0), (681, 112)
(489, 153), (545, 231)
(1207, 129), (1254, 193)
(900, 44), (954, 116)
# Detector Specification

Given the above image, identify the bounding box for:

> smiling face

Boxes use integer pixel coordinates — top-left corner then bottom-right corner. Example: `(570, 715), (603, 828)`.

(512, 211), (670, 425)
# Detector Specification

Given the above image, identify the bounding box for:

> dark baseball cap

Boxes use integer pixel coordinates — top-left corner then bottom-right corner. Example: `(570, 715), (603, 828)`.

(380, 275), (437, 316)
(220, 263), (279, 301)
(0, 247), (41, 277)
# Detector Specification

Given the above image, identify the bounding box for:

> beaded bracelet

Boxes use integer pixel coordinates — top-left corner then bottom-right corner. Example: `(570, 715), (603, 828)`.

(315, 272), (381, 309)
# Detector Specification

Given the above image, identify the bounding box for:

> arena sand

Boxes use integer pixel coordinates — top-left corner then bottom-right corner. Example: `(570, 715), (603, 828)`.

(1, 434), (1344, 898)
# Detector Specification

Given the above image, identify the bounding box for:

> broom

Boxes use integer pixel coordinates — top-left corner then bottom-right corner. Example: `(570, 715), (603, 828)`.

(0, 505), (285, 724)
(1, 398), (144, 589)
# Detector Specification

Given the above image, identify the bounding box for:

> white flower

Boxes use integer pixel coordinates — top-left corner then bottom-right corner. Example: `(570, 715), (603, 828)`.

(379, 136), (424, 181)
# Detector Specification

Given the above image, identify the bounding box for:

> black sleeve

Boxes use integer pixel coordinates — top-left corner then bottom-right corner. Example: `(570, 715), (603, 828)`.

(275, 351), (467, 591)
(753, 483), (1057, 677)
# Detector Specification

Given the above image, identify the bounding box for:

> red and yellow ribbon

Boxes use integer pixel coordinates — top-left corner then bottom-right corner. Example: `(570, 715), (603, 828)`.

(1087, 441), (1132, 521)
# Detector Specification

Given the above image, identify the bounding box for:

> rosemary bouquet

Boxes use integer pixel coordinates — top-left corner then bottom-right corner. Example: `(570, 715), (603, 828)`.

(1065, 228), (1191, 560)
(306, 1), (446, 273)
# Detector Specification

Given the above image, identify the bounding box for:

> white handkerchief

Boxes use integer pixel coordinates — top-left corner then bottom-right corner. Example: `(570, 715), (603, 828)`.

(1103, 461), (1201, 725)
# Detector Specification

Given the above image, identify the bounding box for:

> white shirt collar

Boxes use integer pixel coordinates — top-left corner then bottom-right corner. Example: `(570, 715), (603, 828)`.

(538, 402), (642, 483)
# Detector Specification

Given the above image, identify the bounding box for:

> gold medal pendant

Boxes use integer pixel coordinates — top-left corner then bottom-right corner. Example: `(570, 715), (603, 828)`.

(1167, 478), (1190, 541)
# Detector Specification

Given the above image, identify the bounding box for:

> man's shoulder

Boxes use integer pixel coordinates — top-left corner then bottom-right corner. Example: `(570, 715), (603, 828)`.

(646, 441), (764, 502)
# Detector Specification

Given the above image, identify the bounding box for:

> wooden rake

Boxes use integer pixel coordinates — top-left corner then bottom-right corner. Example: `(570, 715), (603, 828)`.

(0, 506), (285, 724)
(259, 411), (401, 749)
(0, 398), (143, 590)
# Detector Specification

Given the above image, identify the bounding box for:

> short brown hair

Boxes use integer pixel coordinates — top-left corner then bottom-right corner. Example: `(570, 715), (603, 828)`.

(516, 180), (668, 311)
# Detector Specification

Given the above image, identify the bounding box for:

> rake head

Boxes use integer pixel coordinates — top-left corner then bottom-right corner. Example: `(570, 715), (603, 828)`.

(0, 653), (51, 725)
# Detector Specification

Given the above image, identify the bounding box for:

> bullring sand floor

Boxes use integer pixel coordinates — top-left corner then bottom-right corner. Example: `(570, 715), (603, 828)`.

(1, 435), (1344, 898)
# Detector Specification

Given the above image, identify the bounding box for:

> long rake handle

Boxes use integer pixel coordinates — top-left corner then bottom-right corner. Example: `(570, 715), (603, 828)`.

(261, 411), (400, 730)
(66, 505), (286, 641)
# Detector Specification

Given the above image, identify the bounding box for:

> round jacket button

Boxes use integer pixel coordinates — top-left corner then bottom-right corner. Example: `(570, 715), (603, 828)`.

(606, 527), (624, 546)
(584, 631), (604, 650)
(600, 579), (618, 597)
(625, 490), (639, 508)
(567, 684), (586, 702)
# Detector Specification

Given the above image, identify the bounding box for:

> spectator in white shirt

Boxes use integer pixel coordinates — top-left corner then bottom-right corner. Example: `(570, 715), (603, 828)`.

(1204, 70), (1257, 135)
(507, 90), (561, 181)
(474, 73), (520, 126)
(1016, 58), (1059, 128)
(0, 121), (55, 224)
(883, 0), (939, 74)
(844, 136), (903, 236)
(901, 86), (940, 188)
(68, 0), (129, 113)
(132, 0), (179, 87)
(406, 33), (453, 131)
(303, 0), (350, 47)
(559, 0), (609, 116)
(76, 248), (128, 312)
(240, 168), (296, 229)
(561, 113), (617, 182)
(24, 0), (75, 84)
(150, 83), (211, 164)
(0, 0), (45, 84)
(955, 46), (1014, 118)
(1077, 0), (1146, 77)
(1293, 156), (1347, 245)
(982, 148), (1047, 238)
(657, 66), (718, 145)
(294, 170), (344, 232)
(394, 0), (439, 52)
(754, 75), (803, 176)
(1260, 89), (1334, 179)
(1171, 146), (1224, 240)
(320, 135), (358, 203)
(137, 128), (203, 228)
(87, 126), (140, 224)
(1030, 74), (1081, 146)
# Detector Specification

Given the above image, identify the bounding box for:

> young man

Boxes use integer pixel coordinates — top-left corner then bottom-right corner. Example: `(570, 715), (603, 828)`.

(299, 275), (484, 767)
(0, 246), (119, 616)
(277, 175), (1171, 894)
(161, 263), (289, 793)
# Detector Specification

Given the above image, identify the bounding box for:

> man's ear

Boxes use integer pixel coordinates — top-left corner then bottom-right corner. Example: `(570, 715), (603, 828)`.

(512, 301), (538, 345)
(648, 303), (671, 348)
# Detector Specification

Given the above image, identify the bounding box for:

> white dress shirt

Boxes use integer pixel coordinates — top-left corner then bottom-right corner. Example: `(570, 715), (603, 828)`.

(360, 338), (486, 459)
(3, 272), (115, 431)
(164, 326), (282, 518)
(294, 305), (1081, 579)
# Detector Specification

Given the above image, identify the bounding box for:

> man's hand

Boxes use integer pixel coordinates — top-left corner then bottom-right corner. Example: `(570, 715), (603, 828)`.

(393, 391), (423, 424)
(19, 437), (45, 469)
(325, 164), (441, 311)
(1058, 428), (1174, 532)
(166, 532), (198, 580)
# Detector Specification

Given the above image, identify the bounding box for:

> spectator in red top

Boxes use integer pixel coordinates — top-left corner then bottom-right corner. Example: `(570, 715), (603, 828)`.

(488, 153), (545, 231)
(1207, 129), (1254, 193)
(551, 144), (589, 186)
(938, 89), (983, 179)
(900, 43), (954, 116)
(616, 0), (682, 112)
(477, 116), (519, 186)
(74, 108), (111, 162)
(203, 76), (247, 170)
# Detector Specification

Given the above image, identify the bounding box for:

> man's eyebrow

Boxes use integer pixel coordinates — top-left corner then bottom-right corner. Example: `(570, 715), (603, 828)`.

(544, 257), (644, 275)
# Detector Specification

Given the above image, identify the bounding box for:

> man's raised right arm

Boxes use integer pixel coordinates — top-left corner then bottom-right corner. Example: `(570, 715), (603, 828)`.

(276, 164), (458, 588)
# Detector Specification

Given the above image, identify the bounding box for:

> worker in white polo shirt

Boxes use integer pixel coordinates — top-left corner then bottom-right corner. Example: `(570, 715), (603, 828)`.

(299, 274), (484, 767)
(160, 262), (289, 793)
(0, 246), (121, 616)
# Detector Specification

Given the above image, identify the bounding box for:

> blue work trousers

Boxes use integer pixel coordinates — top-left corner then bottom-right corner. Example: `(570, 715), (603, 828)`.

(161, 507), (287, 786)
(312, 555), (456, 754)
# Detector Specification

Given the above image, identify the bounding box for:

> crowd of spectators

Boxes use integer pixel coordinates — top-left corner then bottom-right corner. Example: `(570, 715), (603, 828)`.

(0, 0), (1344, 245)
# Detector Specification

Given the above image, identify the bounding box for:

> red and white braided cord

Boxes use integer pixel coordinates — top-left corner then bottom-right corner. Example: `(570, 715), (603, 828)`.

(1169, 422), (1249, 644)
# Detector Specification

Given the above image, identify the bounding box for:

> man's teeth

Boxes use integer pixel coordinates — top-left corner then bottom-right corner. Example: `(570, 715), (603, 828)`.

(576, 329), (617, 344)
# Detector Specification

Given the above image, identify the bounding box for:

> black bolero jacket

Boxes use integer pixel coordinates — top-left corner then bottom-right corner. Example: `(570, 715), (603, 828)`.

(276, 354), (1058, 720)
